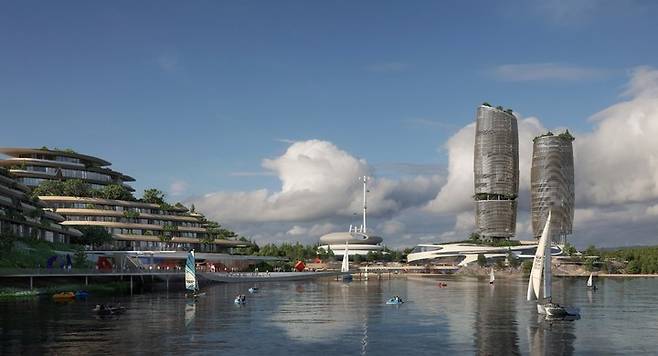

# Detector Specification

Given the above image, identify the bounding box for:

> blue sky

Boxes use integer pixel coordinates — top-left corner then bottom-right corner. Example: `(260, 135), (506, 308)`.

(2, 1), (658, 247)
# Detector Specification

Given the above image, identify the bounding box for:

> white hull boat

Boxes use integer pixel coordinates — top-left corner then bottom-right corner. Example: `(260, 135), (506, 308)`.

(527, 211), (580, 319)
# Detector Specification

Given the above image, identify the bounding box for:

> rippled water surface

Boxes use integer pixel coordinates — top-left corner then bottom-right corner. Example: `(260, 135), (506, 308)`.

(2, 276), (657, 355)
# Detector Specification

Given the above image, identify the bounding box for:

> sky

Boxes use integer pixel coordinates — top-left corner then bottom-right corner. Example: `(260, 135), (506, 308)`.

(2, 0), (658, 248)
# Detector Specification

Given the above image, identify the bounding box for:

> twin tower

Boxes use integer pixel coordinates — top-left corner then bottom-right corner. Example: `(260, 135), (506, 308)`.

(473, 104), (574, 243)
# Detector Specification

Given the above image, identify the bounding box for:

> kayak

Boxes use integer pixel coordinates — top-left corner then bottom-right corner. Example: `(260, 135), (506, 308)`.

(386, 298), (404, 305)
(75, 290), (90, 299)
(53, 292), (75, 300)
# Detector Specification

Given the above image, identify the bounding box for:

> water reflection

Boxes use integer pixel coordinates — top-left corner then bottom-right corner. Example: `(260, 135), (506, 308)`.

(2, 277), (657, 355)
(528, 316), (576, 356)
(473, 280), (520, 355)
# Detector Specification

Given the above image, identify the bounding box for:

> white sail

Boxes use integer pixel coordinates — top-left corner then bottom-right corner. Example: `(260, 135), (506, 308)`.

(341, 243), (350, 273)
(543, 216), (552, 300)
(185, 250), (197, 292)
(587, 273), (593, 287)
(364, 264), (369, 280)
(527, 211), (551, 301)
(489, 268), (495, 283)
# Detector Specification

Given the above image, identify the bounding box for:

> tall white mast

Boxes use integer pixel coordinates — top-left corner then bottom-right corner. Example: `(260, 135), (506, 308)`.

(361, 176), (369, 233)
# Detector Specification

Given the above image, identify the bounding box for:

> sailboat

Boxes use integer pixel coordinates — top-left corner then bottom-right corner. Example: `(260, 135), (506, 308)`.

(489, 268), (495, 284)
(185, 250), (205, 298)
(364, 264), (369, 281)
(342, 243), (352, 281)
(527, 211), (579, 318)
(586, 272), (597, 290)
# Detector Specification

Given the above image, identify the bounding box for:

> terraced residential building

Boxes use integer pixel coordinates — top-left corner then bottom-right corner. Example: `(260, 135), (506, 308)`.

(0, 148), (248, 252)
(473, 104), (519, 240)
(0, 168), (82, 243)
(0, 147), (135, 192)
(530, 131), (575, 244)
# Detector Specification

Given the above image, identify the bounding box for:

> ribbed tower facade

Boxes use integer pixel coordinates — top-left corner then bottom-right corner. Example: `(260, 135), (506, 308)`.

(530, 132), (575, 244)
(474, 104), (519, 240)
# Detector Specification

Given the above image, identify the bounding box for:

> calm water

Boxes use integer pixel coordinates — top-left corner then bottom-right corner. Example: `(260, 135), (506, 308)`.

(1, 276), (657, 355)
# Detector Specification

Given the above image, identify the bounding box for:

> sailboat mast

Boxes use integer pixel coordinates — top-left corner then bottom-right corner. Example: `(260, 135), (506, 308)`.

(362, 176), (368, 233)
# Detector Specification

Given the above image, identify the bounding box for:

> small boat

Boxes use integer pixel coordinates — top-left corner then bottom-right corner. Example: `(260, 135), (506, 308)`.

(586, 273), (597, 290)
(386, 296), (404, 305)
(75, 290), (90, 299)
(527, 211), (580, 319)
(185, 250), (204, 298)
(438, 282), (447, 288)
(248, 287), (259, 293)
(489, 268), (495, 285)
(234, 295), (246, 304)
(52, 292), (75, 300)
(93, 304), (126, 316)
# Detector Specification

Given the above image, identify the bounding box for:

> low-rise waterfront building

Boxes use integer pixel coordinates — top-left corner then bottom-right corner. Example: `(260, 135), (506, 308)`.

(0, 168), (81, 243)
(407, 241), (563, 266)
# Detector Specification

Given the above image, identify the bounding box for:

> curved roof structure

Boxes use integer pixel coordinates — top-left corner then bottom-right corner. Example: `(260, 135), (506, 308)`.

(319, 231), (383, 245)
(0, 147), (112, 166)
(407, 242), (563, 266)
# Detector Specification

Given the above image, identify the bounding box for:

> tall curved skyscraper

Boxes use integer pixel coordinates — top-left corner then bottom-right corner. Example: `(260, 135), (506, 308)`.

(473, 104), (519, 240)
(530, 131), (575, 244)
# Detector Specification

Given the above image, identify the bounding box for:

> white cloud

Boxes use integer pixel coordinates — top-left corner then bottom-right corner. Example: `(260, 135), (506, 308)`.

(169, 180), (188, 197)
(189, 140), (441, 228)
(493, 63), (609, 82)
(189, 66), (658, 249)
(575, 66), (658, 206)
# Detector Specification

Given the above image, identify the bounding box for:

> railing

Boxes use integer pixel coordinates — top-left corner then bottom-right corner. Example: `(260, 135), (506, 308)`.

(0, 267), (184, 276)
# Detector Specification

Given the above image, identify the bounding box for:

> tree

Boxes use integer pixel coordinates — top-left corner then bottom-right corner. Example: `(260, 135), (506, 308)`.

(469, 232), (481, 243)
(366, 251), (377, 262)
(507, 251), (521, 268)
(522, 260), (533, 273)
(142, 188), (166, 205)
(99, 184), (135, 201)
(31, 180), (66, 197)
(73, 226), (113, 247)
(160, 224), (177, 243)
(62, 179), (92, 197)
(73, 248), (89, 268)
(626, 260), (642, 274)
(477, 253), (487, 267)
(585, 245), (600, 257)
(563, 243), (577, 256)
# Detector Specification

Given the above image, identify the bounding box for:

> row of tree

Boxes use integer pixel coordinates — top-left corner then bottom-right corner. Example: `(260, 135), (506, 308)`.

(32, 179), (135, 201)
(601, 246), (658, 274)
